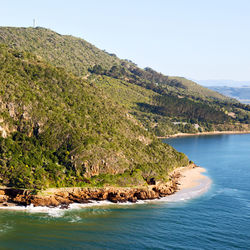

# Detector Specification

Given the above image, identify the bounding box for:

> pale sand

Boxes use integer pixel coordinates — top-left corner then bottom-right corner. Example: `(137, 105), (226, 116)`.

(158, 130), (250, 139)
(156, 165), (212, 202)
(173, 165), (211, 190)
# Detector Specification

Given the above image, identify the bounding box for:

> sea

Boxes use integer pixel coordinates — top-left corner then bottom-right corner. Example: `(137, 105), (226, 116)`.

(0, 134), (250, 249)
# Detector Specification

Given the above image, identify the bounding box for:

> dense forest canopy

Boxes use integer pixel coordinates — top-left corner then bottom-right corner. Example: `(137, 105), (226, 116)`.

(0, 44), (188, 189)
(0, 26), (249, 189)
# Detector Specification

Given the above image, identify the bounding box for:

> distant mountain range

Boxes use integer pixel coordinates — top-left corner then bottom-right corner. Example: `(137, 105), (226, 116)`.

(207, 86), (250, 104)
(193, 79), (250, 104)
(196, 79), (250, 87)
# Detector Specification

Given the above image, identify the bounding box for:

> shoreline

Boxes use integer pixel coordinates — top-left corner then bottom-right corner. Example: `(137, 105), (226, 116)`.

(158, 130), (250, 139)
(0, 164), (211, 211)
(173, 165), (210, 190)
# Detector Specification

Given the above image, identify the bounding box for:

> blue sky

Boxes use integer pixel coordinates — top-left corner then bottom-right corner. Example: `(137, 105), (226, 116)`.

(1, 0), (250, 81)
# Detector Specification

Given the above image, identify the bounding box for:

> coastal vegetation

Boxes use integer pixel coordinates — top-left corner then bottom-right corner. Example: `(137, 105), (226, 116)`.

(0, 44), (188, 190)
(0, 26), (249, 190)
(1, 27), (248, 136)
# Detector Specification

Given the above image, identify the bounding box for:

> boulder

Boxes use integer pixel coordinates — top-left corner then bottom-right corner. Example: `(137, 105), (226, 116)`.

(0, 190), (6, 195)
(30, 196), (60, 207)
(0, 195), (8, 203)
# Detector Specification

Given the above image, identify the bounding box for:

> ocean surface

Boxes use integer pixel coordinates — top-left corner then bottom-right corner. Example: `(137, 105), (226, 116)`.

(0, 134), (250, 249)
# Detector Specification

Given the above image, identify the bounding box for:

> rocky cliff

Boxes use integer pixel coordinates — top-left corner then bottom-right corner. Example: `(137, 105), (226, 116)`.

(0, 167), (183, 208)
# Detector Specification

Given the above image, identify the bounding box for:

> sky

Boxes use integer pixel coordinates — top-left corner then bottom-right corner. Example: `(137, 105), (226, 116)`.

(1, 0), (250, 81)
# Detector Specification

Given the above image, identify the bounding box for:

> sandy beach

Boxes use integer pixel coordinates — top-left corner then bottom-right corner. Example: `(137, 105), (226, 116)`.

(158, 165), (212, 203)
(158, 130), (250, 139)
(176, 165), (209, 189)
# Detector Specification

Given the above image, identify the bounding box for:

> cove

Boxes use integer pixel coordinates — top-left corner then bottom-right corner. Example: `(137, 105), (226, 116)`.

(0, 134), (249, 249)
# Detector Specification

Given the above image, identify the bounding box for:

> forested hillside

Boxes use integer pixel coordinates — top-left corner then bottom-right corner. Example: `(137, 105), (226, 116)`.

(0, 26), (249, 190)
(0, 26), (233, 101)
(1, 27), (249, 136)
(0, 45), (188, 189)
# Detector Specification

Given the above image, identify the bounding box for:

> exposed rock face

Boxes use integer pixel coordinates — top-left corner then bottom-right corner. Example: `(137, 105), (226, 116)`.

(0, 126), (7, 138)
(0, 184), (175, 208)
(0, 172), (182, 208)
(0, 195), (8, 203)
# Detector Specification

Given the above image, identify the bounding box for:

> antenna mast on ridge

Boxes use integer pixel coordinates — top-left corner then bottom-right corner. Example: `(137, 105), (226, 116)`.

(33, 19), (36, 28)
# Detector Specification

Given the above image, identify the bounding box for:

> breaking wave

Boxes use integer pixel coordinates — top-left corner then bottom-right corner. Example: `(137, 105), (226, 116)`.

(0, 176), (211, 217)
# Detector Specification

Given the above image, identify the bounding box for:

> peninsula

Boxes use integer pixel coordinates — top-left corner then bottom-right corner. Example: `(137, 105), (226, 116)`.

(0, 27), (248, 206)
(0, 164), (210, 208)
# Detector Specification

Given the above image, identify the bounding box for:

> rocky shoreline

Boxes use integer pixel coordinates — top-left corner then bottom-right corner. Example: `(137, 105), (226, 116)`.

(0, 166), (195, 209)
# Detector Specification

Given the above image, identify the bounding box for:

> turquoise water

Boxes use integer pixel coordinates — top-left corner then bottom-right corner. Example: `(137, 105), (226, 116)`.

(0, 134), (250, 249)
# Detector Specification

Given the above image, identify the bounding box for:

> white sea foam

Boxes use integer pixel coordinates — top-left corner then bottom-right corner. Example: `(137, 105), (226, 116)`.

(157, 176), (212, 203)
(69, 215), (82, 223)
(0, 223), (12, 234)
(0, 204), (66, 217)
(0, 176), (212, 216)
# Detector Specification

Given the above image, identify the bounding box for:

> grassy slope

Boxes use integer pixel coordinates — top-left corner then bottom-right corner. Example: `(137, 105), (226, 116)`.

(0, 26), (232, 102)
(168, 76), (233, 101)
(0, 26), (121, 75)
(0, 27), (249, 137)
(0, 45), (188, 190)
